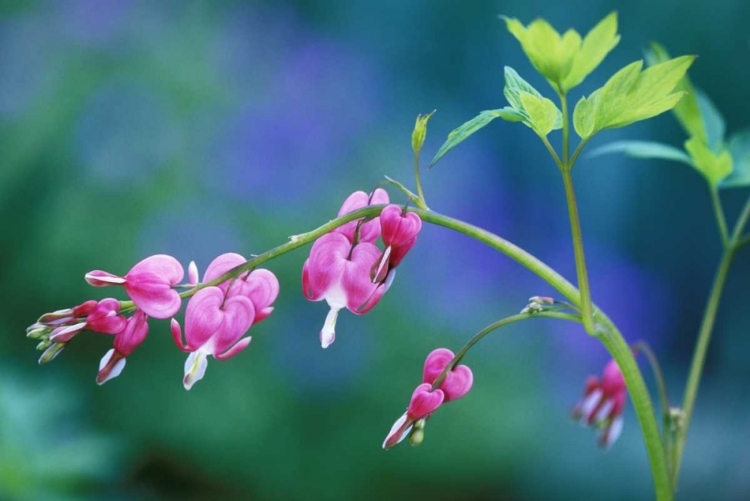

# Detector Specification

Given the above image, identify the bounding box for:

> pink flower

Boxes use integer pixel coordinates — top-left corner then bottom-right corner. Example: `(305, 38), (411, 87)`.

(333, 188), (389, 244)
(421, 348), (473, 402)
(302, 232), (384, 348)
(571, 360), (627, 449)
(383, 348), (473, 449)
(171, 253), (279, 390)
(96, 309), (149, 385)
(85, 254), (184, 319)
(371, 205), (422, 284)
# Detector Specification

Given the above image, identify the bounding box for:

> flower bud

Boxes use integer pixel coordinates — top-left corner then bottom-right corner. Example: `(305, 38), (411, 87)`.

(411, 110), (435, 156)
(39, 343), (65, 364)
(408, 427), (424, 447)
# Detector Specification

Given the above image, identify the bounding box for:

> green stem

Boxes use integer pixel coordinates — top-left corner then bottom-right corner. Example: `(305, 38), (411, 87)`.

(672, 244), (735, 485)
(738, 234), (750, 249)
(633, 340), (671, 472)
(414, 153), (428, 208)
(569, 137), (591, 168)
(732, 195), (750, 242)
(709, 186), (729, 247)
(561, 168), (595, 334)
(117, 204), (670, 499)
(431, 312), (583, 389)
(560, 91), (570, 164)
(541, 136), (564, 169)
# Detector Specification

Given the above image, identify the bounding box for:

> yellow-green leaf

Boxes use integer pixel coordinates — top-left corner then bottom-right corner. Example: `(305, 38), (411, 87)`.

(573, 56), (694, 139)
(562, 12), (620, 91)
(430, 108), (523, 167)
(503, 13), (619, 92)
(519, 92), (559, 136)
(685, 136), (733, 186)
(646, 43), (706, 141)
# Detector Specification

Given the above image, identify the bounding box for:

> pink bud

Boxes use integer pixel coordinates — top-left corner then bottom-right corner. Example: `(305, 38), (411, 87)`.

(407, 383), (445, 420)
(96, 310), (149, 385)
(571, 360), (628, 449)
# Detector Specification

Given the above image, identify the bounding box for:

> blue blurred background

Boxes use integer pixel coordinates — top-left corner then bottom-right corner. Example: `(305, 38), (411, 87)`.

(2, 1), (749, 500)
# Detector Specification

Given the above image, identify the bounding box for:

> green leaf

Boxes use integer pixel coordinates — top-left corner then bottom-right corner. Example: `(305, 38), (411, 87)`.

(519, 92), (560, 136)
(685, 136), (733, 186)
(588, 140), (693, 164)
(503, 67), (561, 135)
(720, 129), (750, 189)
(430, 109), (521, 167)
(572, 56), (695, 139)
(696, 90), (725, 151)
(562, 12), (620, 91)
(646, 43), (705, 141)
(503, 13), (619, 92)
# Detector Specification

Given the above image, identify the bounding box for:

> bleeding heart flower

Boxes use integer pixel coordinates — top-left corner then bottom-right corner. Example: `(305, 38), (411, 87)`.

(422, 348), (474, 401)
(302, 232), (384, 348)
(571, 359), (627, 449)
(383, 348), (473, 449)
(371, 204), (422, 284)
(86, 254), (184, 319)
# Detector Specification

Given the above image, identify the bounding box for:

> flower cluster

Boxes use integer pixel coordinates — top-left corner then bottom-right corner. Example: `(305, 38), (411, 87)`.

(29, 253), (279, 390)
(302, 189), (422, 348)
(383, 348), (474, 449)
(571, 359), (627, 448)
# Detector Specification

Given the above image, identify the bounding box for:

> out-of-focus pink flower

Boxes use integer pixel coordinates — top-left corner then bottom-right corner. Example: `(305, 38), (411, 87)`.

(371, 205), (422, 284)
(383, 348), (473, 449)
(421, 348), (473, 402)
(333, 188), (389, 244)
(96, 309), (149, 385)
(302, 232), (383, 348)
(172, 253), (279, 390)
(571, 360), (627, 449)
(86, 254), (184, 319)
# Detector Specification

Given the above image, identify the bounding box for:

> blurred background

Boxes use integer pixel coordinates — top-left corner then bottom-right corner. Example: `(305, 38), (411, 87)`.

(1, 0), (749, 500)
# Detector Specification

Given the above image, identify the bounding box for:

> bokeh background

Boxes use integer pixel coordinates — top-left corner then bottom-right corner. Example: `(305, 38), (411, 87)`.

(1, 1), (749, 500)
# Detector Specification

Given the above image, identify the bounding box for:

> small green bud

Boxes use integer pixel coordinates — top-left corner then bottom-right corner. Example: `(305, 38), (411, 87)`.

(27, 324), (51, 339)
(412, 110), (436, 156)
(409, 428), (424, 447)
(38, 343), (65, 364)
(36, 339), (52, 351)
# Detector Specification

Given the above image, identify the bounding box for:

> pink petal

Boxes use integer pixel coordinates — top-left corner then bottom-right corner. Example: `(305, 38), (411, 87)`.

(341, 241), (381, 313)
(171, 318), (190, 352)
(229, 268), (279, 317)
(85, 270), (126, 287)
(113, 310), (149, 356)
(422, 348), (455, 385)
(203, 252), (246, 288)
(215, 336), (252, 361)
(184, 287), (225, 349)
(333, 189), (390, 243)
(380, 205), (422, 248)
(600, 416), (624, 449)
(302, 233), (350, 301)
(124, 255), (184, 319)
(407, 383), (444, 420)
(86, 299), (127, 335)
(49, 322), (87, 343)
(188, 261), (199, 285)
(210, 295), (255, 355)
(441, 364), (473, 402)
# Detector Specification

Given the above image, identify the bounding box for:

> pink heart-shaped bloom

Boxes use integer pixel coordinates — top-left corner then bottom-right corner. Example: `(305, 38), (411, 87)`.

(422, 347), (473, 402)
(124, 255), (184, 319)
(407, 383), (444, 420)
(333, 188), (390, 243)
(380, 205), (423, 248)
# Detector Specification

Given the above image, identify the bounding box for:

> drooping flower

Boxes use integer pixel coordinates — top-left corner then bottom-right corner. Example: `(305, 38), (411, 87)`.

(85, 254), (184, 319)
(96, 309), (149, 385)
(571, 359), (627, 449)
(371, 204), (422, 284)
(383, 348), (474, 449)
(333, 188), (389, 244)
(171, 253), (279, 390)
(302, 232), (384, 348)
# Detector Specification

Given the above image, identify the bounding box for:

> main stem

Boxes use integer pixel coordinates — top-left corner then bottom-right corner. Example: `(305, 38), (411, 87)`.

(561, 168), (595, 334)
(141, 204), (670, 500)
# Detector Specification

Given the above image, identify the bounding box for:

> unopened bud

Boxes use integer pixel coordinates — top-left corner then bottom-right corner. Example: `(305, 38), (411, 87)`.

(26, 324), (51, 339)
(38, 343), (65, 364)
(36, 339), (52, 351)
(408, 428), (424, 446)
(668, 407), (685, 433)
(411, 110), (436, 156)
